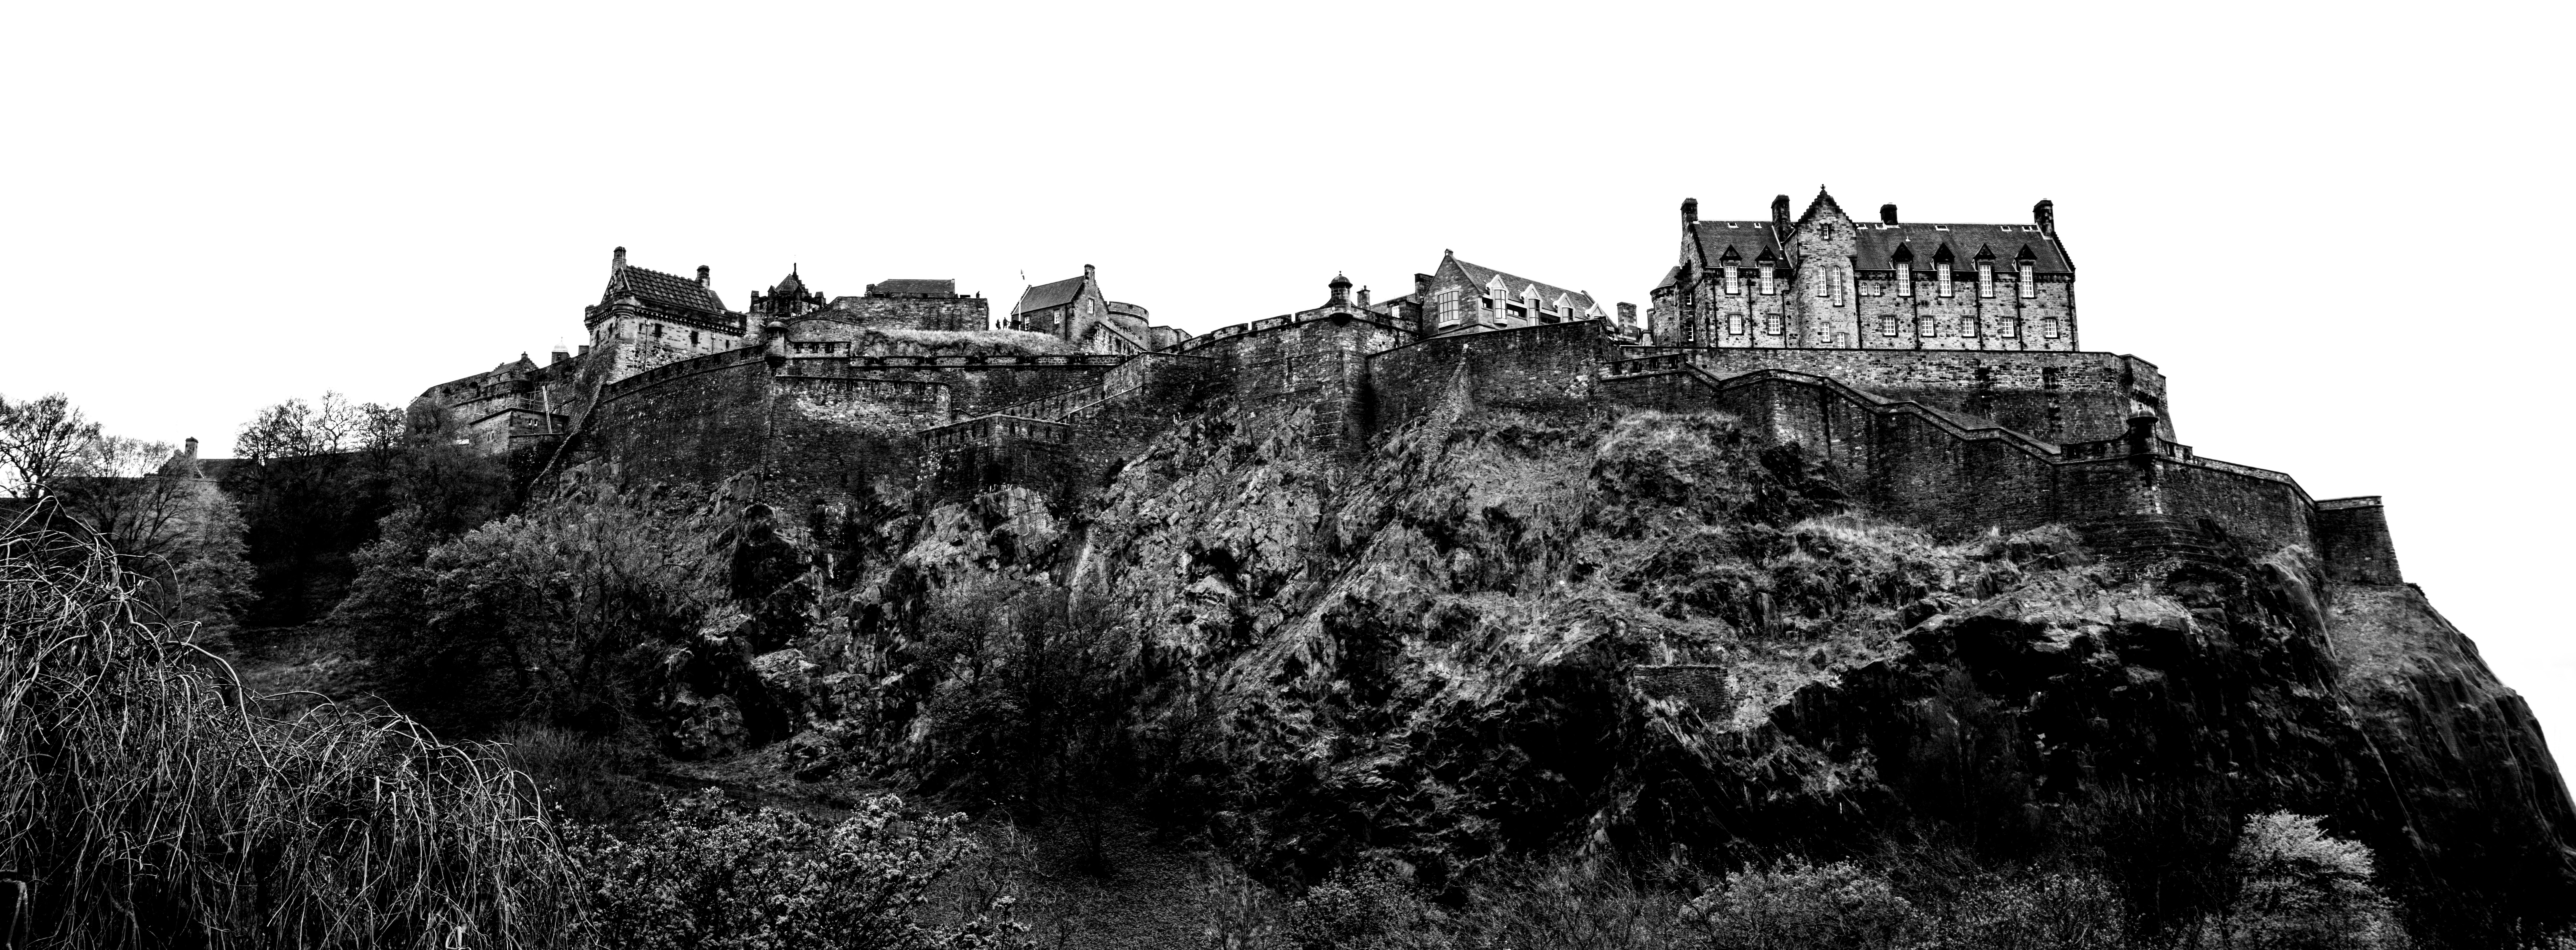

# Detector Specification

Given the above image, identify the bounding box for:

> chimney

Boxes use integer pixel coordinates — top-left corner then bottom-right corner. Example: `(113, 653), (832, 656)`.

(1328, 272), (1353, 306)
(1617, 302), (1638, 327)
(1880, 203), (1899, 225)
(2034, 200), (2056, 236)
(1770, 195), (1791, 228)
(1413, 273), (1431, 296)
(1358, 286), (1372, 307)
(183, 437), (198, 462)
(611, 246), (627, 275)
(1083, 264), (1096, 281)
(696, 265), (710, 286)
(1681, 197), (1699, 225)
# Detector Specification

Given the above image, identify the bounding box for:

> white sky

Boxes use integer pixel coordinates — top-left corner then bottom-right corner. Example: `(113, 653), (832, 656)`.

(7, 1), (2573, 740)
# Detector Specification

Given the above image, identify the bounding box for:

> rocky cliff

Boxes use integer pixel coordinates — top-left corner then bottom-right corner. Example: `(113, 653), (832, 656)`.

(668, 396), (2573, 941)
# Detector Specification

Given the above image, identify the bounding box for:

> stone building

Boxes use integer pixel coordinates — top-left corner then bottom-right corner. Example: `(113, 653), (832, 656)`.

(1651, 189), (2077, 351)
(1413, 251), (1608, 338)
(584, 248), (747, 382)
(1006, 265), (1183, 354)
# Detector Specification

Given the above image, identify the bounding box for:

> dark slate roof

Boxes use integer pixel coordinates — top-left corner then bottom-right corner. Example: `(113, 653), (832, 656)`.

(1853, 224), (2071, 273)
(770, 271), (812, 295)
(1012, 275), (1089, 315)
(606, 264), (726, 313)
(870, 278), (956, 297)
(1655, 265), (1680, 291)
(1450, 257), (1600, 313)
(1688, 221), (1783, 268)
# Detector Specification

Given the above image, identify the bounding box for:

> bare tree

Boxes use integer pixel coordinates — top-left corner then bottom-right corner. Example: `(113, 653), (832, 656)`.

(0, 393), (103, 500)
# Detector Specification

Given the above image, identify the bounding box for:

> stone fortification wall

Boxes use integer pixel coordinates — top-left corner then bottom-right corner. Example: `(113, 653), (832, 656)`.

(780, 353), (1118, 418)
(586, 347), (951, 502)
(1368, 320), (1616, 431)
(2317, 497), (2404, 584)
(1625, 346), (2170, 443)
(589, 349), (777, 488)
(817, 294), (989, 332)
(1177, 311), (1410, 457)
(1600, 361), (2325, 562)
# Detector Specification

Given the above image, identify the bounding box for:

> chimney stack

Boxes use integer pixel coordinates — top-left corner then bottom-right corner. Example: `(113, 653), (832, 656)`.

(1617, 302), (1638, 327)
(1880, 203), (1899, 225)
(696, 265), (710, 286)
(611, 246), (627, 275)
(183, 437), (198, 461)
(1770, 195), (1791, 228)
(2033, 200), (2056, 236)
(1358, 286), (1372, 307)
(1681, 197), (1699, 225)
(1413, 273), (1431, 296)
(1083, 264), (1096, 281)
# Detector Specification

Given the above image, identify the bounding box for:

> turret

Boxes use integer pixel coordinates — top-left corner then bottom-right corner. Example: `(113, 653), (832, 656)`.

(1328, 272), (1353, 307)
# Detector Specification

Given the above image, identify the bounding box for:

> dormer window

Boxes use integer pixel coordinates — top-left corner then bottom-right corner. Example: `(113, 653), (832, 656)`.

(1975, 248), (1996, 299)
(1934, 248), (1955, 298)
(1723, 265), (1741, 294)
(1891, 245), (1915, 298)
(2017, 247), (2039, 299)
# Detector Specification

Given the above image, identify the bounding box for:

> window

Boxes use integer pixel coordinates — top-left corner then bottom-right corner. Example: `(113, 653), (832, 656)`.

(1764, 312), (1783, 335)
(1962, 315), (1980, 337)
(1919, 316), (1938, 337)
(650, 323), (664, 338)
(1507, 303), (1529, 323)
(1815, 271), (1832, 297)
(1833, 267), (1848, 307)
(1727, 313), (1745, 335)
(1895, 262), (1911, 297)
(1999, 317), (2018, 338)
(690, 330), (700, 345)
(1880, 314), (1899, 336)
(1434, 289), (1462, 326)
(2019, 262), (2037, 299)
(1978, 262), (1994, 298)
(1723, 265), (1741, 294)
(2042, 318), (2061, 339)
(1936, 262), (1953, 298)
(1758, 267), (1776, 295)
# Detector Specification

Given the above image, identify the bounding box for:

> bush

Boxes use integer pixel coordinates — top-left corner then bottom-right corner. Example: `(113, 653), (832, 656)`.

(0, 509), (583, 948)
(1682, 859), (1920, 950)
(2203, 812), (2409, 949)
(561, 789), (1030, 949)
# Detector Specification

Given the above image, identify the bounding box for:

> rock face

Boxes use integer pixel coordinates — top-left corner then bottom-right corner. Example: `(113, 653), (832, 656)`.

(737, 401), (2573, 940)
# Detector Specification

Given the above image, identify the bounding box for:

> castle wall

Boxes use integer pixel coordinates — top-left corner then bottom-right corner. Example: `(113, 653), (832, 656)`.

(2316, 497), (2403, 584)
(764, 376), (951, 502)
(1367, 319), (1614, 432)
(1601, 365), (2317, 553)
(589, 349), (777, 488)
(780, 355), (1116, 418)
(1637, 347), (2170, 443)
(1179, 312), (1409, 456)
(812, 296), (990, 333)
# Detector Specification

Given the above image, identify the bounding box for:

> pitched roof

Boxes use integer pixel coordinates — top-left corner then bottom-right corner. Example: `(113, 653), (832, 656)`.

(1688, 221), (1783, 270)
(605, 264), (726, 313)
(1851, 223), (2071, 272)
(869, 278), (957, 297)
(1012, 275), (1090, 315)
(1446, 256), (1598, 313)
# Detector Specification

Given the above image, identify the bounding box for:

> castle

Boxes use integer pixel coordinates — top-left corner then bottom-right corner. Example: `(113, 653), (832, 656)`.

(420, 188), (2403, 585)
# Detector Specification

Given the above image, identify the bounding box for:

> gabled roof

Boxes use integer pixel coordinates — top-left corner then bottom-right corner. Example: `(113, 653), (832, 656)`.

(1794, 187), (1849, 227)
(1012, 275), (1091, 315)
(605, 264), (726, 313)
(1853, 223), (2071, 272)
(1688, 221), (1782, 271)
(770, 270), (812, 296)
(869, 278), (957, 297)
(1445, 256), (1598, 313)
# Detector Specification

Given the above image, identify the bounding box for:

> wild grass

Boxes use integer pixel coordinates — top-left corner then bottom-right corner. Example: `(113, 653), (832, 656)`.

(0, 506), (584, 949)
